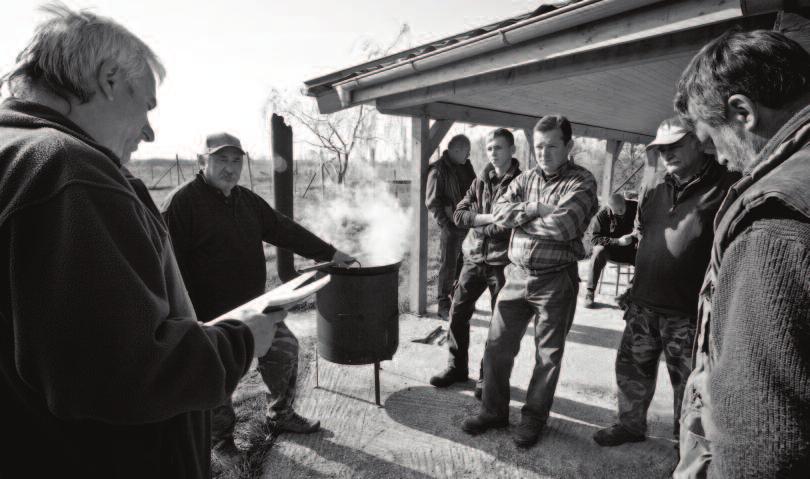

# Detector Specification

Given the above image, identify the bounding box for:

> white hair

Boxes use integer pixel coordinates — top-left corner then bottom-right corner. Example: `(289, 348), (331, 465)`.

(2, 2), (165, 102)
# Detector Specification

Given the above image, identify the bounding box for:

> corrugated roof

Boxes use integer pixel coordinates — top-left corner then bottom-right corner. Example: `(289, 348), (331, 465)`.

(303, 1), (580, 96)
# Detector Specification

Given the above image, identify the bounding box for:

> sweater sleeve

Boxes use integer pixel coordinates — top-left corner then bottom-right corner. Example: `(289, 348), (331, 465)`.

(257, 195), (336, 261)
(708, 219), (810, 478)
(425, 166), (453, 228)
(452, 180), (478, 229)
(8, 183), (254, 425)
(590, 209), (615, 246)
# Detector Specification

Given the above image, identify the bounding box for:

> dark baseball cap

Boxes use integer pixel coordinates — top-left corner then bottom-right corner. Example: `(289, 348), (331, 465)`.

(205, 132), (245, 155)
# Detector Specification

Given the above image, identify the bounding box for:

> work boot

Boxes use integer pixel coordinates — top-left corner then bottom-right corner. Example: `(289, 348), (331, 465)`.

(461, 412), (508, 435)
(429, 367), (468, 388)
(513, 416), (545, 448)
(593, 424), (646, 447)
(267, 411), (321, 434)
(584, 290), (596, 308)
(474, 379), (483, 401)
(212, 436), (243, 469)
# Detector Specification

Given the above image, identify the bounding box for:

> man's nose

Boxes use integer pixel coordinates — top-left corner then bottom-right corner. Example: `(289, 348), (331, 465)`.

(142, 123), (155, 143)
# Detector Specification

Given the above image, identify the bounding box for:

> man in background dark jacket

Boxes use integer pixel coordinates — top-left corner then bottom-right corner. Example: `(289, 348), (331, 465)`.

(425, 134), (476, 319)
(593, 117), (739, 448)
(429, 128), (520, 397)
(585, 193), (637, 307)
(673, 30), (810, 478)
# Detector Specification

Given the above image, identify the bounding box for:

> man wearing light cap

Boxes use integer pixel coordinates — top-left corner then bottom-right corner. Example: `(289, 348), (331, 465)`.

(162, 132), (354, 466)
(592, 117), (739, 448)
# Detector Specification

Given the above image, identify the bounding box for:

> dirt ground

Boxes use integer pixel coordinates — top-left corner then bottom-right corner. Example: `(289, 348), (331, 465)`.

(224, 262), (680, 479)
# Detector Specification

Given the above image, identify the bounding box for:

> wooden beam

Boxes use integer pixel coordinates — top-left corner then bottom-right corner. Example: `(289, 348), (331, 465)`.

(602, 140), (623, 205)
(409, 117), (430, 315)
(428, 119), (454, 156)
(522, 128), (536, 170)
(380, 102), (654, 144)
(373, 15), (771, 114)
(641, 148), (660, 190)
(353, 0), (746, 106)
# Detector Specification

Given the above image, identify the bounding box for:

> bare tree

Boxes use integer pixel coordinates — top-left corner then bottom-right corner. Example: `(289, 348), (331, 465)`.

(264, 24), (411, 184)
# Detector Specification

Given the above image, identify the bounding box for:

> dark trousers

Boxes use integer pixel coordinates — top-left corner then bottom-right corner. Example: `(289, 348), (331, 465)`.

(481, 263), (580, 421)
(447, 261), (506, 373)
(212, 321), (299, 443)
(437, 227), (466, 315)
(616, 303), (696, 435)
(587, 243), (636, 290)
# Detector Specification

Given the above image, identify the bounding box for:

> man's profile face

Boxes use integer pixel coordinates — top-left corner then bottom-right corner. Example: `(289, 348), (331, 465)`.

(486, 136), (514, 171)
(691, 117), (764, 173)
(203, 149), (243, 194)
(448, 142), (470, 165)
(111, 72), (157, 164)
(534, 128), (571, 176)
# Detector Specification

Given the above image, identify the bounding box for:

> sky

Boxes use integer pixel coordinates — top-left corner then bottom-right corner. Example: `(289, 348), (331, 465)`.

(1, 0), (542, 160)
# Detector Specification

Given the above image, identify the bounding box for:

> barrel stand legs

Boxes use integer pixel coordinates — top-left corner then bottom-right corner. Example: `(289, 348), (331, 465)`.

(373, 361), (381, 406)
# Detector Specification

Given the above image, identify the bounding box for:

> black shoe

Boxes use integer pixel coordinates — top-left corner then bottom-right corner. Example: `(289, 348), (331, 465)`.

(461, 413), (508, 435)
(584, 290), (596, 308)
(513, 417), (545, 448)
(267, 411), (321, 434)
(593, 424), (646, 447)
(429, 367), (468, 388)
(212, 436), (243, 468)
(474, 382), (482, 401)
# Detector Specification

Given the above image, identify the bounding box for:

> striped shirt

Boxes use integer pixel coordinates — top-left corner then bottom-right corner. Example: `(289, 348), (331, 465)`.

(493, 161), (598, 273)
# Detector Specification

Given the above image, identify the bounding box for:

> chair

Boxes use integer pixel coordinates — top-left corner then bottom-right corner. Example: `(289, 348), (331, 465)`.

(598, 262), (634, 296)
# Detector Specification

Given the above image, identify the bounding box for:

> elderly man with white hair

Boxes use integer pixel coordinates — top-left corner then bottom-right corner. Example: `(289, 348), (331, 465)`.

(0, 4), (283, 478)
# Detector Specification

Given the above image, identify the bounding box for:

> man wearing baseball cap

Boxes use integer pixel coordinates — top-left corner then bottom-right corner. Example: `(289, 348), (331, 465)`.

(592, 118), (739, 448)
(161, 132), (355, 467)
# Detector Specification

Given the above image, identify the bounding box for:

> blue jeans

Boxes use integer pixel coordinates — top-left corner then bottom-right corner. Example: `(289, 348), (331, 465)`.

(480, 263), (579, 421)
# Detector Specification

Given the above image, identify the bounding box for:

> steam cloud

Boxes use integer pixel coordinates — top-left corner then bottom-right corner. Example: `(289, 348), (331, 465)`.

(298, 181), (412, 267)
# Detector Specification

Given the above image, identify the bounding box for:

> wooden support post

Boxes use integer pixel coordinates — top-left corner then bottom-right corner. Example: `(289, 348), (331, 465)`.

(409, 117), (430, 315)
(641, 148), (660, 191)
(602, 139), (623, 205)
(523, 128), (536, 170)
(270, 114), (296, 281)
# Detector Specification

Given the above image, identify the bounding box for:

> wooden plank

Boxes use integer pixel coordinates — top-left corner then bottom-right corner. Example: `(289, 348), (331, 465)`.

(354, 0), (744, 105)
(409, 117), (430, 315)
(381, 102), (654, 144)
(371, 14), (772, 116)
(602, 140), (623, 205)
(522, 128), (536, 169)
(428, 119), (454, 156)
(641, 148), (660, 190)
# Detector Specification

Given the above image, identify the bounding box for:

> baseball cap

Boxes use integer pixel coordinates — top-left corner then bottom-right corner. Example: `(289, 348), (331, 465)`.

(646, 117), (690, 151)
(205, 132), (245, 155)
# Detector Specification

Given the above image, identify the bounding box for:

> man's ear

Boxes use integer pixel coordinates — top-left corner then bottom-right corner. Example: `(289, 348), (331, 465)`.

(509, 144), (516, 156)
(727, 94), (758, 132)
(96, 59), (121, 101)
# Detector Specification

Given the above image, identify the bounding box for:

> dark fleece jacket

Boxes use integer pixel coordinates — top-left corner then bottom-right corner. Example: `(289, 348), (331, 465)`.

(0, 98), (254, 479)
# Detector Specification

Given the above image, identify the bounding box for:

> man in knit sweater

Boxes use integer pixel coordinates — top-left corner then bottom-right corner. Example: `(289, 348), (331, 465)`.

(593, 118), (739, 448)
(673, 30), (810, 478)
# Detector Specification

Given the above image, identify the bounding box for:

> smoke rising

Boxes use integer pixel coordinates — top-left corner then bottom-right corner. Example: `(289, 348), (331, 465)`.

(298, 179), (412, 267)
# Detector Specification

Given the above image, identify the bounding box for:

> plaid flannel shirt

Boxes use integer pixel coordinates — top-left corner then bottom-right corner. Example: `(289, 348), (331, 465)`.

(493, 161), (598, 273)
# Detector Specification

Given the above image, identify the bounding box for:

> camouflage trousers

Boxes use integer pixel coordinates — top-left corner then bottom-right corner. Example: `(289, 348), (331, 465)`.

(212, 321), (299, 442)
(616, 302), (696, 436)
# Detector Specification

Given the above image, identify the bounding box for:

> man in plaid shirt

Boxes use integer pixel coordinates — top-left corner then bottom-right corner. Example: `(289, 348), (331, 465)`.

(461, 115), (598, 448)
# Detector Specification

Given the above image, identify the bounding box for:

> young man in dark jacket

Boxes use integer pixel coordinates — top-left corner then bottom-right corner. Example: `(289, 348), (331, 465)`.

(673, 30), (810, 478)
(593, 118), (739, 448)
(585, 193), (638, 307)
(162, 132), (354, 465)
(425, 134), (476, 319)
(429, 128), (520, 396)
(0, 6), (280, 478)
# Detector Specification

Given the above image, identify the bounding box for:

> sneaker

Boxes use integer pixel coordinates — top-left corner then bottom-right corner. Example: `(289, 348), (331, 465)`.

(513, 416), (545, 448)
(267, 411), (321, 434)
(461, 412), (509, 435)
(212, 436), (243, 468)
(429, 367), (468, 388)
(593, 424), (646, 447)
(584, 290), (596, 308)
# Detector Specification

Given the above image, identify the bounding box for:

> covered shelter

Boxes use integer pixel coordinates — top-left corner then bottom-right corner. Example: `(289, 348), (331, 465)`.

(303, 0), (810, 314)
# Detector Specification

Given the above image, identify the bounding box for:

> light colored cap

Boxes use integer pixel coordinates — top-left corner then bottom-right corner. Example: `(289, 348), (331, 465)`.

(205, 132), (245, 155)
(646, 117), (690, 151)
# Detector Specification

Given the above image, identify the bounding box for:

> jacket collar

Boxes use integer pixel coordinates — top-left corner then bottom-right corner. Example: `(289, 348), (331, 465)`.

(483, 158), (520, 183)
(0, 97), (123, 167)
